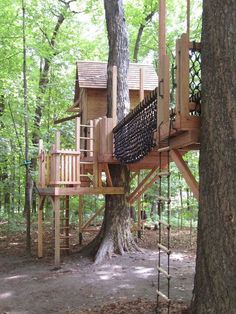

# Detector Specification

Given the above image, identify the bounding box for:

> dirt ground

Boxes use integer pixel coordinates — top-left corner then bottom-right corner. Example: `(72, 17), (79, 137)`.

(0, 228), (196, 314)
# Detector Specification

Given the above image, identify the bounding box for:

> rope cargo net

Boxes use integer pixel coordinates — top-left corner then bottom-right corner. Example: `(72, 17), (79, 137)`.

(113, 88), (158, 164)
(189, 43), (201, 115)
(113, 47), (201, 165)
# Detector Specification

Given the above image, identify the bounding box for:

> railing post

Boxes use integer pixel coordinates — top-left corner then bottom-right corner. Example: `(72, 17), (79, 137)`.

(180, 33), (190, 117)
(93, 119), (99, 187)
(55, 131), (61, 184)
(139, 68), (144, 102)
(157, 0), (170, 128)
(75, 117), (81, 185)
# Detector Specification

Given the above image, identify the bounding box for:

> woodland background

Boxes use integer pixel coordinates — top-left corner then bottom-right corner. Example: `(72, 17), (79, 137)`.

(0, 0), (201, 239)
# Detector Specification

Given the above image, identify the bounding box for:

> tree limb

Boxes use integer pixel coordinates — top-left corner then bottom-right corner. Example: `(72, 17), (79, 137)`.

(133, 9), (157, 63)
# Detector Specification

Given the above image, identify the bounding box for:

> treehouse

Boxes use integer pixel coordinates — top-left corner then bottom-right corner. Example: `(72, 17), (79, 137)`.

(37, 6), (201, 307)
(68, 61), (158, 124)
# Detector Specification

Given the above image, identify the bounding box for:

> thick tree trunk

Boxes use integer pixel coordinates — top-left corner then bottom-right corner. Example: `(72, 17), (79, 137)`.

(82, 165), (139, 264)
(191, 1), (236, 313)
(82, 0), (140, 263)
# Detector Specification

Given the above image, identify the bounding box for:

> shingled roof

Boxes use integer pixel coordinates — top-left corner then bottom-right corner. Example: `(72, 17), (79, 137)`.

(76, 61), (158, 90)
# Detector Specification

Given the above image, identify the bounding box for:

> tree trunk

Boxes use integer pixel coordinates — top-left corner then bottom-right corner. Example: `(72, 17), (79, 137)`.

(82, 165), (139, 264)
(82, 0), (140, 263)
(191, 1), (236, 313)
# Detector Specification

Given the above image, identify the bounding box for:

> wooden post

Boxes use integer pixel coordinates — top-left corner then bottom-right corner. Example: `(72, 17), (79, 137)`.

(180, 33), (190, 117)
(112, 65), (117, 127)
(89, 120), (93, 158)
(175, 38), (181, 115)
(159, 0), (166, 57)
(55, 131), (61, 184)
(65, 196), (69, 250)
(157, 0), (170, 128)
(53, 196), (61, 266)
(37, 196), (45, 258)
(93, 119), (99, 187)
(75, 117), (81, 185)
(170, 149), (199, 200)
(187, 0), (190, 38)
(139, 68), (144, 102)
(78, 196), (83, 244)
(75, 117), (80, 151)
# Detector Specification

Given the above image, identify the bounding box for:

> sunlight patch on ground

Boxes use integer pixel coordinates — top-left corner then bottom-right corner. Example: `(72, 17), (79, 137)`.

(0, 291), (13, 299)
(118, 283), (134, 289)
(171, 252), (186, 261)
(4, 275), (28, 281)
(96, 266), (124, 280)
(132, 266), (154, 278)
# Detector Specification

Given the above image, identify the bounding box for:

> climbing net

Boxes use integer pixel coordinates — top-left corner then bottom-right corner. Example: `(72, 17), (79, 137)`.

(113, 88), (158, 164)
(189, 43), (201, 115)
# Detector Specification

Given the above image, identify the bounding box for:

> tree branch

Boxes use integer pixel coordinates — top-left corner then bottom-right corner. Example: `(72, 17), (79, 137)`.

(133, 9), (157, 62)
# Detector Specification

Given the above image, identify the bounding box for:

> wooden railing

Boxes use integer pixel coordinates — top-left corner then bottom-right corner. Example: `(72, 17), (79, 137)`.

(38, 116), (115, 188)
(48, 150), (81, 185)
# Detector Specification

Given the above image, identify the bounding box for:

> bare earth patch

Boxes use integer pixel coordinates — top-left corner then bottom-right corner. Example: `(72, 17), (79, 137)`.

(0, 228), (195, 314)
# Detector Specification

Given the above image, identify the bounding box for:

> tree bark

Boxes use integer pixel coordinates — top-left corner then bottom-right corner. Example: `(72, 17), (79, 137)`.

(82, 0), (140, 263)
(191, 1), (236, 313)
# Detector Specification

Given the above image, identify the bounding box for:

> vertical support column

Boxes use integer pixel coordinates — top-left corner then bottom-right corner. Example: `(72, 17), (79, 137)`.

(93, 119), (99, 187)
(180, 33), (190, 117)
(75, 117), (81, 185)
(53, 196), (61, 266)
(157, 0), (170, 128)
(187, 0), (190, 38)
(89, 120), (93, 158)
(159, 0), (166, 57)
(139, 68), (144, 101)
(175, 39), (181, 116)
(37, 196), (45, 258)
(55, 131), (61, 184)
(65, 196), (70, 251)
(78, 196), (84, 244)
(112, 65), (117, 127)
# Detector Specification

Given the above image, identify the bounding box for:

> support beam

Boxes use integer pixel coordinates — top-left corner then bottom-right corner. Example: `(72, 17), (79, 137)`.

(82, 204), (105, 230)
(37, 196), (45, 258)
(139, 68), (144, 101)
(53, 196), (61, 266)
(159, 0), (166, 57)
(65, 196), (70, 250)
(170, 149), (199, 200)
(130, 171), (163, 205)
(104, 163), (113, 187)
(187, 0), (190, 38)
(128, 167), (157, 203)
